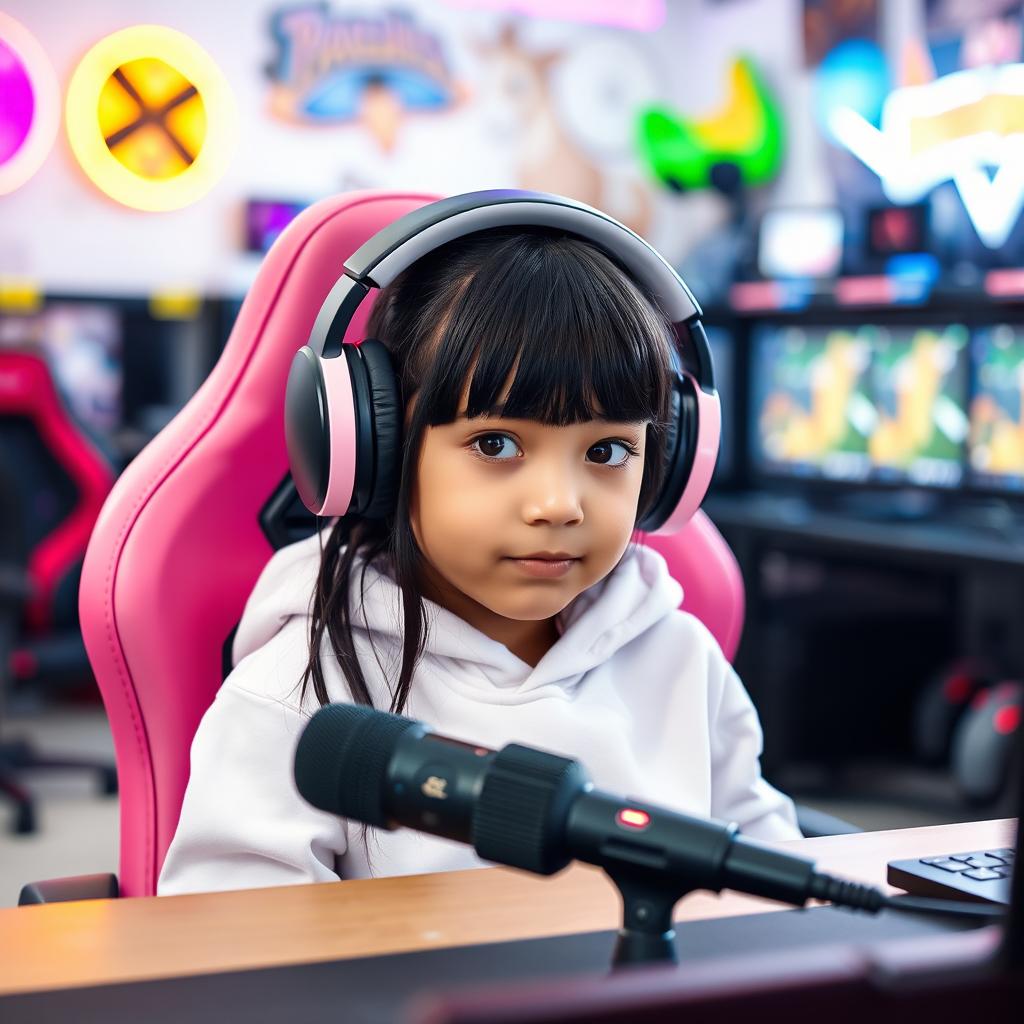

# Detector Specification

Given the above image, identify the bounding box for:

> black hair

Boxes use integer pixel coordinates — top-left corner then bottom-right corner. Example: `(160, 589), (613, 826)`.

(299, 226), (677, 715)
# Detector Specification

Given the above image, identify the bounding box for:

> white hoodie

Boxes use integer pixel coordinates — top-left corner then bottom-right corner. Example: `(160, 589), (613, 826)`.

(158, 534), (800, 895)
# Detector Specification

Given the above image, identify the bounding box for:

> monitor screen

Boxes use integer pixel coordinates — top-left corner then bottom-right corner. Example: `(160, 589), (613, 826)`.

(749, 324), (874, 482)
(869, 324), (969, 488)
(245, 199), (307, 253)
(866, 204), (928, 258)
(705, 326), (734, 481)
(969, 324), (1024, 493)
(0, 302), (123, 438)
(757, 208), (844, 279)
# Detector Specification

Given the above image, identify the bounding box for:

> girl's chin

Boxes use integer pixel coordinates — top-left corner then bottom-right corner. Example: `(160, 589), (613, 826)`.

(485, 593), (578, 621)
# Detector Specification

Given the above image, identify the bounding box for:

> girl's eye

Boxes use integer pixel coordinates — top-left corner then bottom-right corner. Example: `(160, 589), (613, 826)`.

(588, 440), (638, 467)
(470, 434), (639, 467)
(473, 433), (522, 460)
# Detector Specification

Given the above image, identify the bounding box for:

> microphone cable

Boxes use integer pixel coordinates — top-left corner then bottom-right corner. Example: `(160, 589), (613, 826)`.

(808, 873), (1006, 920)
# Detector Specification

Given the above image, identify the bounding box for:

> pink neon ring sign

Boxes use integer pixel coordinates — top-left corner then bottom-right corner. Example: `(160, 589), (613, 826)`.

(0, 13), (59, 195)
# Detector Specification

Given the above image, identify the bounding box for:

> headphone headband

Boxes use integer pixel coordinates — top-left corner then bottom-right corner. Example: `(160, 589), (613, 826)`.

(342, 190), (702, 325)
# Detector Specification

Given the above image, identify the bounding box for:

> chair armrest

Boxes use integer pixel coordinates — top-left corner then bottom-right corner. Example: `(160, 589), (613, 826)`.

(18, 872), (119, 905)
(795, 803), (863, 838)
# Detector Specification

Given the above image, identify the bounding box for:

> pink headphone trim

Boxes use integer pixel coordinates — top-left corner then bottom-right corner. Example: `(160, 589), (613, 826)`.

(317, 347), (358, 517)
(652, 381), (721, 535)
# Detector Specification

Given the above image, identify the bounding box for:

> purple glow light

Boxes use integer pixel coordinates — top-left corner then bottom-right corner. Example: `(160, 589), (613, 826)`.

(0, 37), (35, 166)
(441, 0), (665, 32)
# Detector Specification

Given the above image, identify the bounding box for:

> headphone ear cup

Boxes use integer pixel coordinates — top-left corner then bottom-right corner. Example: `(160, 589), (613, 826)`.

(636, 375), (695, 533)
(357, 339), (403, 520)
(285, 346), (335, 515)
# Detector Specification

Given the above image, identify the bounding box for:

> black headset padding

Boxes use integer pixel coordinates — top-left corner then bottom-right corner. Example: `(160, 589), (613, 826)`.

(355, 339), (402, 519)
(636, 373), (699, 533)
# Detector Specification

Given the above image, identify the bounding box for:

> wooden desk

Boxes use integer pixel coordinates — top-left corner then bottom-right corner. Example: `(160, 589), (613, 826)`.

(0, 819), (1014, 997)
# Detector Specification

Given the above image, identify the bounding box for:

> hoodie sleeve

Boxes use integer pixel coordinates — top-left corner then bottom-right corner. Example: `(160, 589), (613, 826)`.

(707, 661), (802, 842)
(158, 633), (349, 896)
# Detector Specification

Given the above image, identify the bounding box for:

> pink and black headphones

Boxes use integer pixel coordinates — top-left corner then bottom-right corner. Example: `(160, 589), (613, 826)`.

(284, 189), (721, 535)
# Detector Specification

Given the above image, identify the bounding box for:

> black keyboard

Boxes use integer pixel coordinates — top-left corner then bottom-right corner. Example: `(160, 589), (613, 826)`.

(887, 846), (1015, 905)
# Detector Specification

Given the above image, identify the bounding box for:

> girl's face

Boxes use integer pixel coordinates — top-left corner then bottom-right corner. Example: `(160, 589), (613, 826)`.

(408, 385), (649, 639)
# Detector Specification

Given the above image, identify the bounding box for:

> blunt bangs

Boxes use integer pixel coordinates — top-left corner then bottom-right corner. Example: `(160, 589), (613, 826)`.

(412, 230), (675, 429)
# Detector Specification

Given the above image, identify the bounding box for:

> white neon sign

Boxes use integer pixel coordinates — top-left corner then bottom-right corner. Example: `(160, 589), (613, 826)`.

(828, 62), (1024, 248)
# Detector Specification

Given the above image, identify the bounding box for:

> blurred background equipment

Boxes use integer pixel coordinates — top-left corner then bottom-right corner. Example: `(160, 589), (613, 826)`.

(951, 680), (1023, 806)
(912, 659), (996, 768)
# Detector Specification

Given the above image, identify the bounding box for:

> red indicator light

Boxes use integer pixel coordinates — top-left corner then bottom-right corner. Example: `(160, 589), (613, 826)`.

(616, 808), (650, 830)
(994, 705), (1020, 736)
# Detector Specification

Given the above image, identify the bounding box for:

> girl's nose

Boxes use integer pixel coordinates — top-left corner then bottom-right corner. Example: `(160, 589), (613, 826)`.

(521, 461), (584, 526)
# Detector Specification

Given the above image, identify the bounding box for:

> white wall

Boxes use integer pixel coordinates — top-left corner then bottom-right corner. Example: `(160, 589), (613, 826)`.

(0, 0), (805, 296)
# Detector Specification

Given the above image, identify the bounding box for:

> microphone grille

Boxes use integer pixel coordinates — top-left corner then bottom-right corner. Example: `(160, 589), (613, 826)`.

(293, 702), (418, 828)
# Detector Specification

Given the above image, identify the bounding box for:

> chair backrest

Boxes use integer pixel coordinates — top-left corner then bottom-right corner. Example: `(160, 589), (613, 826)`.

(78, 191), (744, 897)
(0, 350), (114, 633)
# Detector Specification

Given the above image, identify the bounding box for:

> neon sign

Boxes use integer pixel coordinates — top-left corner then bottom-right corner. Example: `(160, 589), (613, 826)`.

(65, 25), (236, 211)
(0, 12), (59, 195)
(827, 61), (1024, 248)
(638, 57), (783, 192)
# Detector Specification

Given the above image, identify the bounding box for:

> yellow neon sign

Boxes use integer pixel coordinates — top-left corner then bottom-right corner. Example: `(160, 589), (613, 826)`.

(66, 25), (236, 211)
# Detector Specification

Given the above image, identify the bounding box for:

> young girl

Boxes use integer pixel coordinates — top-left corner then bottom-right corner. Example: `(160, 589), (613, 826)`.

(157, 224), (800, 896)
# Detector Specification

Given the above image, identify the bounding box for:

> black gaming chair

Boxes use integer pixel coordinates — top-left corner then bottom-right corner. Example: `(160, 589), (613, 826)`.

(0, 352), (117, 834)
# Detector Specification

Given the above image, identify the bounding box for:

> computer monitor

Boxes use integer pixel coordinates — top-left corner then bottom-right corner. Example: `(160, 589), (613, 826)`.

(704, 325), (734, 483)
(0, 301), (123, 439)
(969, 324), (1024, 495)
(866, 204), (929, 260)
(749, 323), (874, 483)
(245, 199), (308, 253)
(757, 208), (844, 280)
(750, 322), (970, 490)
(869, 323), (969, 489)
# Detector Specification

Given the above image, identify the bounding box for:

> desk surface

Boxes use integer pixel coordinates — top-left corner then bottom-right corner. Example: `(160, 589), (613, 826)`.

(0, 818), (1014, 998)
(704, 492), (1024, 569)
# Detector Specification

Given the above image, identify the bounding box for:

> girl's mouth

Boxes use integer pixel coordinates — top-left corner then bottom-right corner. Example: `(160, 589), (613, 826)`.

(505, 557), (579, 579)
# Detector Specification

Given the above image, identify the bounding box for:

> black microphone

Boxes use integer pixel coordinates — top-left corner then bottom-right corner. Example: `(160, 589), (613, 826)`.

(293, 703), (886, 915)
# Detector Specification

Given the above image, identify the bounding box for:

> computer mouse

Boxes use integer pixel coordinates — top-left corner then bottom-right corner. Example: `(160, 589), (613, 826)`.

(951, 680), (1023, 806)
(912, 660), (993, 766)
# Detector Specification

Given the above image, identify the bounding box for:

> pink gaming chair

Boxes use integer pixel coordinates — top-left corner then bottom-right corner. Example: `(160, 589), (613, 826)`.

(46, 191), (746, 899)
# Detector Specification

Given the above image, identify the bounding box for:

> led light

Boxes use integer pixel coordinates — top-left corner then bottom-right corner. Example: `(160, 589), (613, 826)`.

(65, 25), (236, 211)
(0, 13), (59, 195)
(616, 808), (651, 830)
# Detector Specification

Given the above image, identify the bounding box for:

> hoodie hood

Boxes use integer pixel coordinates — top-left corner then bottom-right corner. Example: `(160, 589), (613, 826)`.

(232, 531), (684, 697)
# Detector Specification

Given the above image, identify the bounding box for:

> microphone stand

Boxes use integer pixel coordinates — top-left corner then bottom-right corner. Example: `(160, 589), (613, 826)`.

(606, 867), (692, 968)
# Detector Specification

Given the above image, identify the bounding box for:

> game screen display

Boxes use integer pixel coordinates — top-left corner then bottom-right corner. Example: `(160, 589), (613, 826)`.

(0, 302), (123, 438)
(751, 322), (970, 488)
(969, 324), (1024, 493)
(869, 324), (969, 488)
(705, 325), (733, 481)
(750, 324), (874, 482)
